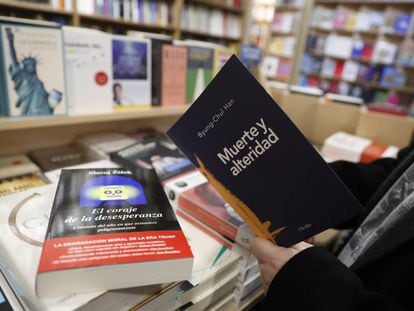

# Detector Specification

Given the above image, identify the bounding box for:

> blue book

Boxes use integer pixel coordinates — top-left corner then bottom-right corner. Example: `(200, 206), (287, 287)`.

(167, 55), (363, 247)
(393, 13), (411, 34)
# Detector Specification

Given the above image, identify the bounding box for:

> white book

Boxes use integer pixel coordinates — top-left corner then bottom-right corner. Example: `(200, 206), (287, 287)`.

(372, 40), (397, 64)
(111, 35), (151, 109)
(321, 131), (398, 163)
(63, 27), (113, 116)
(0, 185), (105, 310)
(324, 35), (352, 59)
(260, 55), (279, 78)
(342, 60), (359, 82)
(76, 0), (94, 15)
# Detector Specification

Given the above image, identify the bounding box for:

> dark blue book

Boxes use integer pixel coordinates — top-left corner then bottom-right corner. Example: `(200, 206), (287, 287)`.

(167, 55), (363, 247)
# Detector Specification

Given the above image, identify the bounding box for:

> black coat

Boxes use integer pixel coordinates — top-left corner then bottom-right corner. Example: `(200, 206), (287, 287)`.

(263, 147), (414, 311)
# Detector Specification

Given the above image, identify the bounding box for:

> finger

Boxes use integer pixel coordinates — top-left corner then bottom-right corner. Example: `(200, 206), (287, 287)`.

(250, 238), (285, 262)
(291, 241), (313, 251)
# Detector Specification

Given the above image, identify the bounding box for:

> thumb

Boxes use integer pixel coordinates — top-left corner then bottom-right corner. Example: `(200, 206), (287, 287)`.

(250, 237), (285, 263)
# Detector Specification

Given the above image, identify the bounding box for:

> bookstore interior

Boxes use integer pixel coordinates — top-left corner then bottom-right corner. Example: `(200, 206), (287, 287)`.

(0, 0), (413, 310)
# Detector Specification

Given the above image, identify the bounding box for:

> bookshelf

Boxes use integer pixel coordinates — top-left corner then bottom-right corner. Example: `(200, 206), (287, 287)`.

(0, 0), (248, 154)
(0, 0), (247, 45)
(298, 0), (414, 109)
(261, 0), (314, 84)
(0, 107), (188, 156)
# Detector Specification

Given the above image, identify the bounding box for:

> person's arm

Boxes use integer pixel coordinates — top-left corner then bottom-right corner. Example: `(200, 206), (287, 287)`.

(329, 146), (413, 229)
(5, 28), (18, 67)
(251, 238), (404, 311)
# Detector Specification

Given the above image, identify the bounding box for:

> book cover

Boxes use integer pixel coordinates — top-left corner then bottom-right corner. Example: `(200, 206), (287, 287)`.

(0, 22), (67, 117)
(63, 26), (112, 115)
(111, 35), (151, 109)
(185, 45), (214, 104)
(380, 66), (406, 88)
(167, 55), (363, 247)
(36, 168), (193, 297)
(393, 12), (411, 34)
(0, 185), (176, 311)
(127, 31), (173, 107)
(28, 143), (102, 172)
(213, 46), (234, 77)
(110, 132), (195, 183)
(372, 40), (397, 65)
(161, 45), (187, 106)
(240, 44), (261, 73)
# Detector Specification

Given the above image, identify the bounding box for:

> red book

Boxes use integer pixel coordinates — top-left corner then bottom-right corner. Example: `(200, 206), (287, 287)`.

(177, 182), (254, 249)
(36, 168), (193, 297)
(161, 45), (187, 106)
(334, 60), (345, 77)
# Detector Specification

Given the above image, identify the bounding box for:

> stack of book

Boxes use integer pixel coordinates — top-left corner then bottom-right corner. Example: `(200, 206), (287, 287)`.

(321, 131), (399, 163)
(0, 125), (249, 310)
(108, 129), (265, 308)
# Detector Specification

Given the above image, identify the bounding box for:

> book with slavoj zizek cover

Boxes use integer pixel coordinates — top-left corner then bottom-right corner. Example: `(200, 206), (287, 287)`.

(111, 35), (151, 110)
(36, 168), (193, 297)
(167, 55), (364, 247)
(0, 17), (67, 117)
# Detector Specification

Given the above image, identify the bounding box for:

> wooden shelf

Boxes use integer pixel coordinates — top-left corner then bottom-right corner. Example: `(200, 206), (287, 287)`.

(0, 106), (188, 132)
(181, 29), (241, 42)
(79, 14), (176, 32)
(0, 0), (71, 16)
(267, 52), (292, 59)
(301, 71), (414, 95)
(188, 0), (243, 14)
(271, 31), (295, 36)
(275, 4), (303, 12)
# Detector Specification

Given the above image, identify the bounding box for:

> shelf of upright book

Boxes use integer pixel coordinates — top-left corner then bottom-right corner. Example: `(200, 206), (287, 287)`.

(0, 0), (246, 44)
(298, 0), (414, 108)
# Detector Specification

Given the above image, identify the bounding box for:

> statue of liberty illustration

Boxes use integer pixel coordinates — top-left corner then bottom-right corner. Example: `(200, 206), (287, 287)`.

(6, 27), (62, 116)
(195, 155), (287, 244)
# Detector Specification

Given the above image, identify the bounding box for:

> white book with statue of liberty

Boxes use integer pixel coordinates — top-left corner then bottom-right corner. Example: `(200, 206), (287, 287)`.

(0, 17), (67, 117)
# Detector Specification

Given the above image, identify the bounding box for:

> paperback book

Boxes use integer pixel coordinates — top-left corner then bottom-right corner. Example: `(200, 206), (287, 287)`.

(63, 26), (112, 115)
(36, 168), (193, 297)
(177, 181), (255, 249)
(110, 132), (195, 183)
(161, 44), (187, 106)
(0, 18), (67, 117)
(167, 55), (363, 247)
(28, 143), (102, 172)
(111, 35), (151, 109)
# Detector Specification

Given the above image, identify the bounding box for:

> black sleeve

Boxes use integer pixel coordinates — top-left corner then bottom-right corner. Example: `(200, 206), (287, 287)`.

(330, 146), (412, 207)
(330, 158), (396, 207)
(329, 147), (412, 229)
(264, 247), (404, 311)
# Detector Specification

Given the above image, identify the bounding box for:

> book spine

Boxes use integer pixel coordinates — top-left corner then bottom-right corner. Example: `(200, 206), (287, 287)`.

(177, 194), (253, 249)
(151, 39), (163, 106)
(176, 208), (235, 250)
(0, 27), (9, 116)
